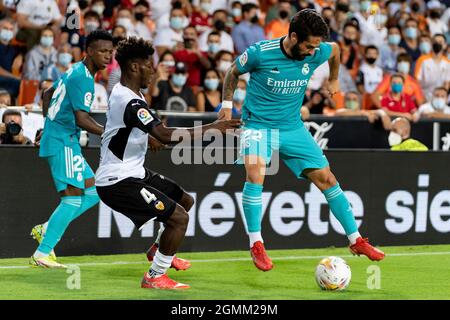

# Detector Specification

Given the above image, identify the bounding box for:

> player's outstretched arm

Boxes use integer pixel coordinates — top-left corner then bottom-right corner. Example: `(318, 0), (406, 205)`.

(326, 42), (340, 97)
(75, 110), (104, 136)
(150, 119), (242, 145)
(219, 61), (242, 120)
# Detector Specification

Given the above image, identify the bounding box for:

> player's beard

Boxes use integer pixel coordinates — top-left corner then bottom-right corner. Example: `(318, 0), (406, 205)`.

(291, 44), (309, 61)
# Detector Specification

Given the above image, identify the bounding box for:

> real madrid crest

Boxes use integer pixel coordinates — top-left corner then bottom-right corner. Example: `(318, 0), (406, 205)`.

(302, 63), (310, 75)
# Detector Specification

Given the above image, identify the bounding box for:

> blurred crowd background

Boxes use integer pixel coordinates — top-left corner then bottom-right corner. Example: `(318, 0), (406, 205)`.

(0, 0), (450, 146)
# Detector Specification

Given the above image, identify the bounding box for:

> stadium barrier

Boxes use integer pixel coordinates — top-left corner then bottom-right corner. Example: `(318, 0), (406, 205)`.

(0, 147), (449, 258)
(4, 107), (450, 150)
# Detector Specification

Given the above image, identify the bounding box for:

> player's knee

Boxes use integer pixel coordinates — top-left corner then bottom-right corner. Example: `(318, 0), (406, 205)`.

(170, 206), (189, 230)
(180, 192), (194, 212)
(246, 166), (264, 184)
(320, 171), (337, 190)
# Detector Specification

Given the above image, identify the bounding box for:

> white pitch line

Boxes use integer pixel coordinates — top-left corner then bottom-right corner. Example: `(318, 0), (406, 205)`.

(1, 251), (450, 270)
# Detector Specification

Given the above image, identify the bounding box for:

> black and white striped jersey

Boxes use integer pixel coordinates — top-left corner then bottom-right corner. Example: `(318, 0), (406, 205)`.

(95, 83), (161, 187)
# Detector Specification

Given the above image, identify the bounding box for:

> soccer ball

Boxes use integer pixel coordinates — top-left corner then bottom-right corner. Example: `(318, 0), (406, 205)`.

(315, 256), (351, 291)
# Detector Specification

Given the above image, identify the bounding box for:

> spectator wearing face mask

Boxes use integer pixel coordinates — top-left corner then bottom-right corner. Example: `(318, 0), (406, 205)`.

(64, 10), (101, 62)
(388, 117), (428, 151)
(400, 18), (421, 68)
(338, 22), (361, 80)
(372, 53), (425, 110)
(22, 27), (57, 81)
(152, 62), (196, 112)
(230, 1), (243, 25)
(0, 18), (22, 101)
(409, 1), (428, 33)
(153, 7), (186, 57)
(198, 9), (234, 53)
(215, 50), (234, 81)
(196, 69), (221, 112)
(415, 87), (450, 120)
(204, 31), (221, 65)
(415, 34), (450, 101)
(41, 43), (72, 82)
(173, 26), (212, 88)
(380, 74), (417, 121)
(232, 3), (265, 54)
(426, 1), (448, 37)
(336, 91), (391, 128)
(378, 25), (406, 74)
(419, 34), (432, 56)
(15, 0), (62, 50)
(265, 0), (292, 40)
(148, 51), (176, 101)
(127, 0), (153, 41)
(356, 45), (383, 110)
(321, 7), (339, 42)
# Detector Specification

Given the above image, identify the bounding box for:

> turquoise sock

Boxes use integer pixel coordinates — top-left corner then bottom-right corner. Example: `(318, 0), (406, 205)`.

(38, 196), (82, 254)
(242, 182), (263, 232)
(323, 183), (358, 235)
(71, 186), (100, 221)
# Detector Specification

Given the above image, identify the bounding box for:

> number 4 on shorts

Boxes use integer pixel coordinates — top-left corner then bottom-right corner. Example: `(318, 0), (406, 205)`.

(140, 188), (157, 204)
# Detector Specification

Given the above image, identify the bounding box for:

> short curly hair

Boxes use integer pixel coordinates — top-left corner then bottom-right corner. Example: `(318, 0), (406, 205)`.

(115, 37), (155, 69)
(289, 9), (329, 42)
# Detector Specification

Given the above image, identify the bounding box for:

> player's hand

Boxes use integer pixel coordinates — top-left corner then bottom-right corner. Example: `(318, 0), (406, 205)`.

(326, 79), (340, 98)
(218, 107), (232, 120)
(212, 119), (242, 133)
(149, 135), (166, 152)
(0, 123), (6, 135)
(34, 129), (43, 147)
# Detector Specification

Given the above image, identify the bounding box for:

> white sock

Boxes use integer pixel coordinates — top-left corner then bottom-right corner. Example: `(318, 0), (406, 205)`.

(149, 249), (173, 277)
(249, 232), (263, 248)
(33, 250), (48, 259)
(154, 223), (165, 245)
(348, 231), (361, 245)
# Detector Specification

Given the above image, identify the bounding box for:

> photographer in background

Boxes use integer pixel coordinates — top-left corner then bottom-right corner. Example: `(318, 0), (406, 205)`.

(0, 110), (32, 145)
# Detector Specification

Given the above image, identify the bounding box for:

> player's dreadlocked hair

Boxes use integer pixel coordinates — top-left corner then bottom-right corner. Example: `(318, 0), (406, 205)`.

(289, 9), (329, 42)
(115, 36), (155, 69)
(85, 29), (113, 49)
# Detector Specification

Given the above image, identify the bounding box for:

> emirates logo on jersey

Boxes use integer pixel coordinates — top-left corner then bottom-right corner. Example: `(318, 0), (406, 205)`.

(302, 63), (310, 75)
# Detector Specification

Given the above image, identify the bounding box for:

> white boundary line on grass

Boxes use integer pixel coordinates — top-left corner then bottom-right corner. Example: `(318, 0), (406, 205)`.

(1, 250), (450, 270)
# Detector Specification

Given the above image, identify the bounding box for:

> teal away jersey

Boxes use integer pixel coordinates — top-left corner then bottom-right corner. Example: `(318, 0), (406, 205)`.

(39, 61), (95, 157)
(235, 37), (332, 130)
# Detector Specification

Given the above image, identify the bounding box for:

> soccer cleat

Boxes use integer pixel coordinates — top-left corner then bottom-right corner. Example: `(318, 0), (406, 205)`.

(146, 243), (191, 271)
(30, 224), (57, 262)
(29, 255), (67, 269)
(250, 241), (273, 271)
(141, 272), (190, 290)
(349, 237), (385, 261)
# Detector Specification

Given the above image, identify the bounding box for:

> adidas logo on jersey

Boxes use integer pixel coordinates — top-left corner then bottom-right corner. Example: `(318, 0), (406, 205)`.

(270, 67), (280, 74)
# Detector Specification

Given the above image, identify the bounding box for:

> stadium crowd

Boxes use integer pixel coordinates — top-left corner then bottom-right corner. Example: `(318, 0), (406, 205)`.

(0, 0), (450, 146)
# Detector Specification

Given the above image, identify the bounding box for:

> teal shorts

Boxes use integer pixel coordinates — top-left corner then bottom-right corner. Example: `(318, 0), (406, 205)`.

(46, 144), (94, 192)
(237, 125), (329, 179)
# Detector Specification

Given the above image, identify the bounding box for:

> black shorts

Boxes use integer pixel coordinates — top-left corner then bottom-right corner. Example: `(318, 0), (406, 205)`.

(97, 169), (185, 229)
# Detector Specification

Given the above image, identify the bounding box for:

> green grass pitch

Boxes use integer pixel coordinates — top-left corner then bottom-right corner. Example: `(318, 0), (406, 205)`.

(1, 244), (449, 300)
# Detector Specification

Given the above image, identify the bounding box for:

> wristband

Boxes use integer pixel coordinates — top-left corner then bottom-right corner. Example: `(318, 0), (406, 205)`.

(221, 100), (233, 109)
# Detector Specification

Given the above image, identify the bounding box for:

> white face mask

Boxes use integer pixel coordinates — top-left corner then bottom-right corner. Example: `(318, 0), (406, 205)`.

(218, 60), (232, 73)
(117, 17), (133, 31)
(431, 97), (446, 110)
(388, 131), (402, 146)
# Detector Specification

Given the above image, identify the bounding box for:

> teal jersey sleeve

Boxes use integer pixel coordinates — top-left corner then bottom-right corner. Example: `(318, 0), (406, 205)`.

(313, 42), (333, 65)
(235, 43), (260, 74)
(66, 73), (94, 113)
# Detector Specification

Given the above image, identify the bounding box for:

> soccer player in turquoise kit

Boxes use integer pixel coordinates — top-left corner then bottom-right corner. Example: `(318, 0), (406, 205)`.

(219, 9), (385, 271)
(29, 30), (114, 268)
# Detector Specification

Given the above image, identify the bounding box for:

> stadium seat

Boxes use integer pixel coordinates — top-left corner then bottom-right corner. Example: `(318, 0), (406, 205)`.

(17, 79), (39, 106)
